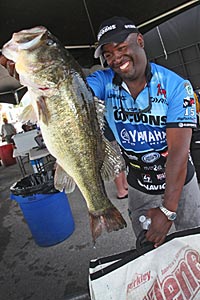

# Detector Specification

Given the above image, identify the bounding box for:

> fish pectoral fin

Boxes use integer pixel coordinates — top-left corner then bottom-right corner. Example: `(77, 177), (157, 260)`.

(37, 96), (49, 125)
(19, 103), (37, 123)
(54, 163), (76, 193)
(100, 137), (124, 181)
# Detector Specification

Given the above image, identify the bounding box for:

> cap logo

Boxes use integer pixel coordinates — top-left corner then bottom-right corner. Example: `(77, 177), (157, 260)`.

(97, 24), (116, 41)
(124, 24), (137, 29)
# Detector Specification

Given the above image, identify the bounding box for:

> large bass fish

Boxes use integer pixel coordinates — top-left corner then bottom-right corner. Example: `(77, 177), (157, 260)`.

(2, 26), (127, 242)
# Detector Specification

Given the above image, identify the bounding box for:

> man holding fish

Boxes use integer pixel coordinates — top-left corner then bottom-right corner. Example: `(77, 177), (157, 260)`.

(86, 16), (200, 247)
(1, 16), (200, 247)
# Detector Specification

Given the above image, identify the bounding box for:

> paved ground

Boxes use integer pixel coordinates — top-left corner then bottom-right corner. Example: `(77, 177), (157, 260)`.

(0, 159), (136, 300)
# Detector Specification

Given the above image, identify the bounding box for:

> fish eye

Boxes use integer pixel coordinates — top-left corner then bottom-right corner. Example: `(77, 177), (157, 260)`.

(46, 39), (55, 46)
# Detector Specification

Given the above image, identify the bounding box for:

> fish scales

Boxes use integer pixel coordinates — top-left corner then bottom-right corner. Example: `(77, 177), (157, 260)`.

(2, 26), (127, 241)
(42, 81), (108, 211)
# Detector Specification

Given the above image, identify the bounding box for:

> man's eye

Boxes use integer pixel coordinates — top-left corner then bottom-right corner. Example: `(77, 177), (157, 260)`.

(103, 53), (112, 60)
(118, 46), (126, 52)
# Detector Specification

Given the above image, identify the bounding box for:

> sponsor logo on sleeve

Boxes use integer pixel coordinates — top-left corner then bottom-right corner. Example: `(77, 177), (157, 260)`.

(184, 82), (194, 96)
(183, 96), (195, 108)
(178, 123), (196, 128)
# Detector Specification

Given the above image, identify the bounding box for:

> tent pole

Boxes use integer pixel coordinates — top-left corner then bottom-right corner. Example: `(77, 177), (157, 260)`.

(138, 0), (199, 29)
(156, 26), (168, 60)
(83, 0), (96, 40)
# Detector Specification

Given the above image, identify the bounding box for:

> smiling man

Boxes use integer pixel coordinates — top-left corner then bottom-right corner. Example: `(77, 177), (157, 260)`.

(87, 16), (200, 247)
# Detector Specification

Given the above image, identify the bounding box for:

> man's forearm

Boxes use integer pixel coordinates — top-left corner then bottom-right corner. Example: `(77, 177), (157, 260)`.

(163, 152), (188, 212)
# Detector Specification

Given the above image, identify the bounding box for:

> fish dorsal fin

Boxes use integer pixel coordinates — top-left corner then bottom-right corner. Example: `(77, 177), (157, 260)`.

(54, 163), (76, 193)
(101, 137), (124, 181)
(19, 103), (38, 123)
(94, 96), (105, 132)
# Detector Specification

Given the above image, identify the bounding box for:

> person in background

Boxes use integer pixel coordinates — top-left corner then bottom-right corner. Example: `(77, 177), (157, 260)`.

(194, 90), (200, 122)
(104, 121), (128, 199)
(21, 123), (31, 132)
(21, 122), (37, 132)
(86, 16), (200, 247)
(190, 91), (200, 183)
(1, 117), (16, 143)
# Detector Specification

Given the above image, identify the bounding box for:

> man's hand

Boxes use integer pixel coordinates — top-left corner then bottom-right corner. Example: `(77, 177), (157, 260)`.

(146, 207), (173, 248)
(0, 55), (19, 80)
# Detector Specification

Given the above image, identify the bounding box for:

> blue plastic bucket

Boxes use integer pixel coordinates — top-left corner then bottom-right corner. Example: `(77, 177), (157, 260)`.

(10, 191), (75, 247)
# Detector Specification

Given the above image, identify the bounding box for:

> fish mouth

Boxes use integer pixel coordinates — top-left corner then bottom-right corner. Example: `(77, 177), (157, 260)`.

(2, 26), (47, 62)
(2, 41), (19, 62)
(13, 26), (47, 49)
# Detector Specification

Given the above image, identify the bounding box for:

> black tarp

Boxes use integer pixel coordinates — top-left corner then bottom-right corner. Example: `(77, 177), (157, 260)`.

(0, 0), (199, 64)
(144, 5), (200, 89)
(0, 0), (199, 104)
(1, 0), (199, 49)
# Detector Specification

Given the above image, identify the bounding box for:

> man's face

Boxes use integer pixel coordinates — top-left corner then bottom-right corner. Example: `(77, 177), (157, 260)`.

(102, 33), (147, 82)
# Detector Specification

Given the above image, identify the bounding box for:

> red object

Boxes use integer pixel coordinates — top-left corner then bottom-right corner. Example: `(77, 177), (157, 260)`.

(0, 144), (16, 166)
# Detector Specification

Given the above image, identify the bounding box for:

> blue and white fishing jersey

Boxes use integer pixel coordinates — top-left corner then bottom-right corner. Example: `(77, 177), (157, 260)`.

(87, 63), (196, 194)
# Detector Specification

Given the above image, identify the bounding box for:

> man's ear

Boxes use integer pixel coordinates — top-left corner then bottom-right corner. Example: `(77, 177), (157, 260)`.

(137, 34), (144, 48)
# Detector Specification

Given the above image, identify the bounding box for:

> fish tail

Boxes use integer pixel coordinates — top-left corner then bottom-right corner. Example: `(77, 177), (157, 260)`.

(89, 207), (127, 242)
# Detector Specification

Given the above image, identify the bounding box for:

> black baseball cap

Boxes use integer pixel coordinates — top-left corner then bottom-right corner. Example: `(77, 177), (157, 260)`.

(94, 16), (139, 58)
